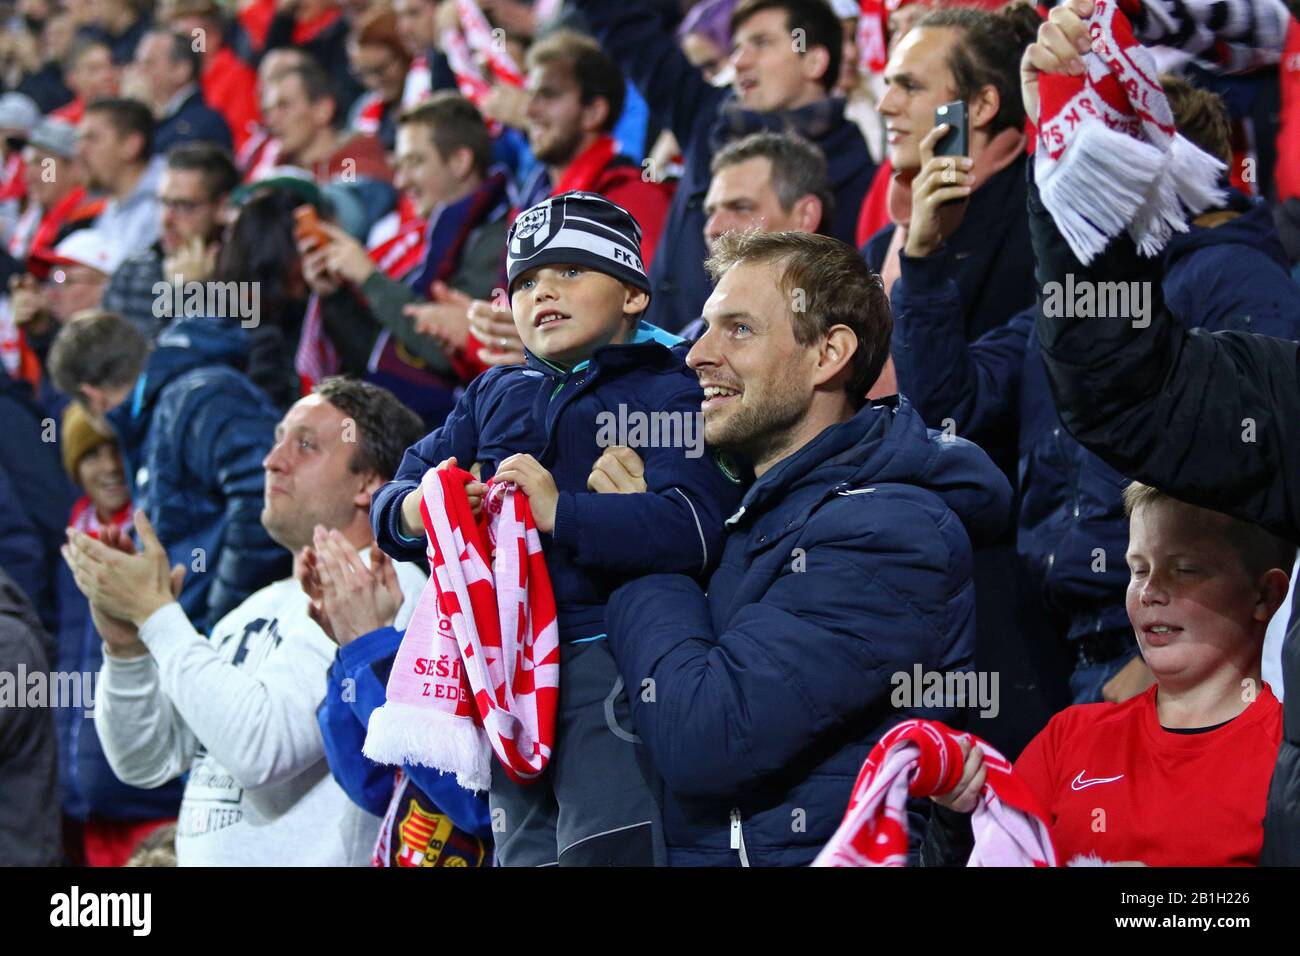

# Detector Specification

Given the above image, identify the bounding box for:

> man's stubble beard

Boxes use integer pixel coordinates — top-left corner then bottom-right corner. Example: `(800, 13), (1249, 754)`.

(705, 376), (811, 470)
(532, 124), (585, 168)
(262, 496), (355, 554)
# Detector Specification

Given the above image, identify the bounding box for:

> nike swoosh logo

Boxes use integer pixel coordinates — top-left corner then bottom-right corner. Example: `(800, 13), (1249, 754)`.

(1071, 771), (1124, 791)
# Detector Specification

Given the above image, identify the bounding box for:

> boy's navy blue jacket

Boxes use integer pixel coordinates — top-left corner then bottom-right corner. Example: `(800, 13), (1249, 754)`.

(371, 323), (743, 642)
(572, 0), (876, 332)
(106, 317), (291, 633)
(893, 188), (1300, 643)
(605, 397), (1014, 866)
(317, 625), (491, 837)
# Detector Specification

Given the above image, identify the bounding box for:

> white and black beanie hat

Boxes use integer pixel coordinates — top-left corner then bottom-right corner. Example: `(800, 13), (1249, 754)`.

(506, 190), (650, 295)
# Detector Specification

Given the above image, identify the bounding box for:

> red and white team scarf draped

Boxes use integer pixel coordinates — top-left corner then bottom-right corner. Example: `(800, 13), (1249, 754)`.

(363, 467), (560, 792)
(813, 719), (1057, 867)
(440, 0), (523, 134)
(1034, 0), (1225, 263)
(351, 90), (386, 137)
(68, 498), (132, 539)
(403, 54), (434, 109)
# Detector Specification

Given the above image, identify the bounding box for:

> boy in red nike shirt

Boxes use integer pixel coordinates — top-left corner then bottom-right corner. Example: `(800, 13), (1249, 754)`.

(932, 483), (1294, 866)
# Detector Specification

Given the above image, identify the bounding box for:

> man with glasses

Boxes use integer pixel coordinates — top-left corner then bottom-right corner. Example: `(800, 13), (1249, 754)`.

(345, 8), (410, 152)
(102, 141), (239, 339)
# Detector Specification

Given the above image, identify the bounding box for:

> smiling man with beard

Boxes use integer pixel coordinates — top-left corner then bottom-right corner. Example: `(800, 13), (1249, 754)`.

(517, 30), (673, 267)
(602, 230), (1013, 866)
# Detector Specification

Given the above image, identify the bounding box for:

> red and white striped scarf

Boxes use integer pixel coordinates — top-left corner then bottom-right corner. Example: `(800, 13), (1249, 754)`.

(403, 55), (434, 109)
(364, 467), (560, 792)
(440, 0), (524, 135)
(813, 719), (1056, 867)
(456, 0), (525, 86)
(1034, 0), (1225, 263)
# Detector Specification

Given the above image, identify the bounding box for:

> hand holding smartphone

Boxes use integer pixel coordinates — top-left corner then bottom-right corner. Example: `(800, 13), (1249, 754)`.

(294, 204), (331, 251)
(933, 100), (969, 159)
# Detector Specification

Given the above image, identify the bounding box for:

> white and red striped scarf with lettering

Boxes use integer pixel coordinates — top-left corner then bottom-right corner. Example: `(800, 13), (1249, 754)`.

(364, 467), (560, 792)
(813, 719), (1056, 867)
(1034, 0), (1225, 263)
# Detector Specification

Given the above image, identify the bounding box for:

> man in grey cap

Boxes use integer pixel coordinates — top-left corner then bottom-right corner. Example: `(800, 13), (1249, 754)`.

(4, 116), (104, 381)
(9, 117), (99, 260)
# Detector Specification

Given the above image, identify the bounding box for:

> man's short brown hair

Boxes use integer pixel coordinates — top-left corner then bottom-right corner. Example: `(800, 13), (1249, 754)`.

(84, 97), (155, 162)
(312, 377), (425, 482)
(1123, 482), (1297, 578)
(524, 30), (625, 134)
(1161, 74), (1232, 167)
(397, 92), (492, 176)
(711, 130), (835, 229)
(705, 231), (892, 405)
(47, 310), (150, 402)
(730, 0), (843, 94)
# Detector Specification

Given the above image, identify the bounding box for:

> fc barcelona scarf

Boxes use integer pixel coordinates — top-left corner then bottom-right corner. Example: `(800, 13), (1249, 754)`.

(1034, 0), (1225, 263)
(813, 719), (1057, 867)
(372, 769), (491, 867)
(364, 467), (560, 792)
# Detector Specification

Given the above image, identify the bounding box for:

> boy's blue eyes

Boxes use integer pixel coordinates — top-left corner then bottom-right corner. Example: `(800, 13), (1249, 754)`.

(519, 267), (583, 290)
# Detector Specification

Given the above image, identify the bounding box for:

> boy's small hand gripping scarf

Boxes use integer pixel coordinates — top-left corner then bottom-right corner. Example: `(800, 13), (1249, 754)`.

(363, 467), (561, 792)
(1035, 0), (1225, 264)
(812, 719), (1057, 867)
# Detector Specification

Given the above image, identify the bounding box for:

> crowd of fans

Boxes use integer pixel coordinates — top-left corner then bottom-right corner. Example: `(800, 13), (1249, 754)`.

(1, 0), (1298, 868)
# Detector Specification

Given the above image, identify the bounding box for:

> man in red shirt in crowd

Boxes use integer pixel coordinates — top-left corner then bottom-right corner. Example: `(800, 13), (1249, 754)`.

(934, 484), (1293, 866)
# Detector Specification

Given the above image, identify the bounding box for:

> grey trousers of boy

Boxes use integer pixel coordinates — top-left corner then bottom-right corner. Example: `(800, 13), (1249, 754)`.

(488, 638), (666, 866)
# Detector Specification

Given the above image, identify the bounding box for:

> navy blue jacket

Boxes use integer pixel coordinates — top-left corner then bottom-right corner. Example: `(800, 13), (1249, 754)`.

(107, 318), (291, 632)
(0, 367), (77, 634)
(318, 625), (491, 836)
(606, 397), (1014, 866)
(152, 88), (233, 156)
(573, 0), (876, 332)
(894, 190), (1300, 642)
(867, 153), (1035, 480)
(865, 154), (1035, 346)
(372, 324), (744, 642)
(53, 570), (183, 821)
